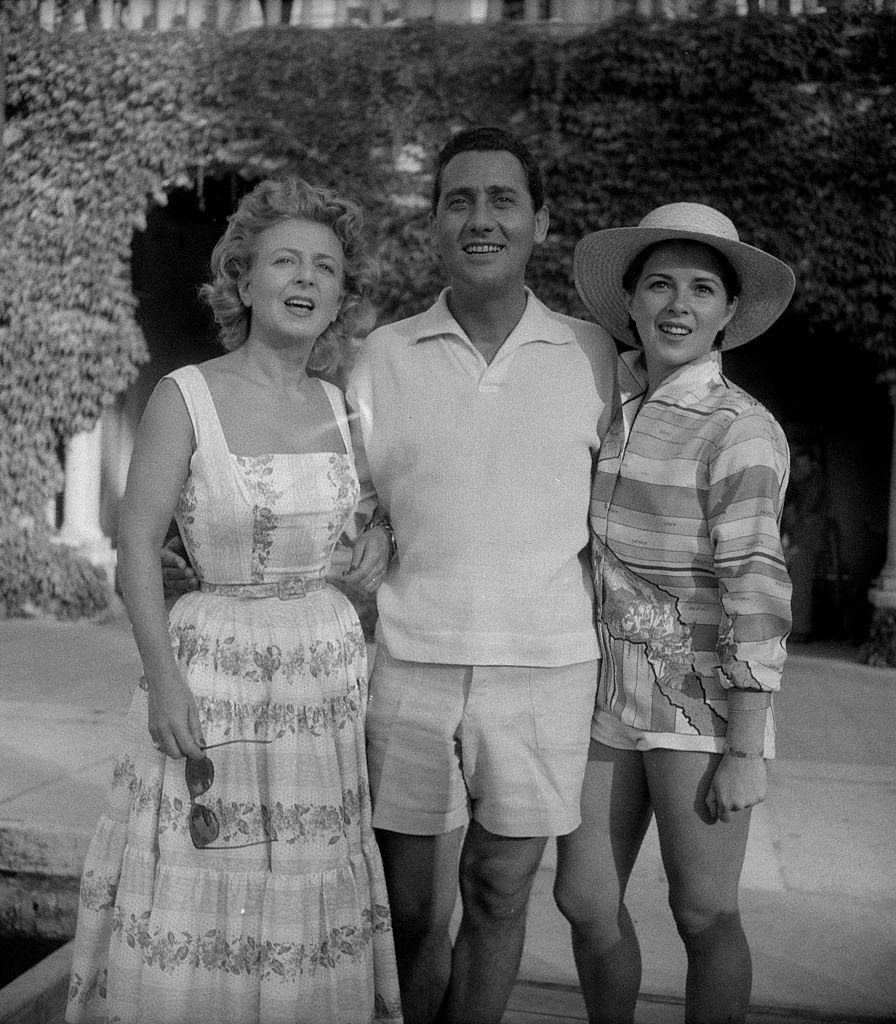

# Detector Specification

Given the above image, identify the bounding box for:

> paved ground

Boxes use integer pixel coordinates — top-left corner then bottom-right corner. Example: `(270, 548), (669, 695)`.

(1, 613), (895, 1023)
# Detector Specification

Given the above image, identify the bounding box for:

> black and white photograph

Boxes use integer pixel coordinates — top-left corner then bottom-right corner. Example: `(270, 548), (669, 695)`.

(0, 2), (894, 1022)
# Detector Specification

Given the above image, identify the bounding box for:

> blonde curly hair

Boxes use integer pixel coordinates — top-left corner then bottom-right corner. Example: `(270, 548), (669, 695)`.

(200, 177), (375, 376)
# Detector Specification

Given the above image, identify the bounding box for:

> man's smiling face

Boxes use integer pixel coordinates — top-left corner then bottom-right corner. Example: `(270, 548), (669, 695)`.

(431, 149), (548, 297)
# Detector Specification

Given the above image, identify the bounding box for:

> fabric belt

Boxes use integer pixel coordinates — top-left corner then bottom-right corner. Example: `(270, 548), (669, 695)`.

(199, 576), (328, 600)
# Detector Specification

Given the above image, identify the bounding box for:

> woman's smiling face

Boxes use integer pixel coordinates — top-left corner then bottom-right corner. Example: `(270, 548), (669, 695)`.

(626, 240), (738, 382)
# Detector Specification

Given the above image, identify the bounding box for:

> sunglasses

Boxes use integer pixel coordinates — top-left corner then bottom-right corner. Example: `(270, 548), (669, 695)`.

(185, 738), (275, 850)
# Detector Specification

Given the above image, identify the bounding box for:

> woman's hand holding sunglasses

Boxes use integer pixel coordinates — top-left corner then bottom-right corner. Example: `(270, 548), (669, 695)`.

(146, 668), (206, 761)
(186, 739), (276, 850)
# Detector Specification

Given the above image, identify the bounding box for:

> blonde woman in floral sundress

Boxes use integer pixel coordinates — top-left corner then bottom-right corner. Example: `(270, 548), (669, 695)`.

(66, 178), (403, 1024)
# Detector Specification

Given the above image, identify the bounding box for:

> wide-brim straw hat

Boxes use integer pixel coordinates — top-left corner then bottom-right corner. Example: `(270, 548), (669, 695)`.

(573, 202), (796, 350)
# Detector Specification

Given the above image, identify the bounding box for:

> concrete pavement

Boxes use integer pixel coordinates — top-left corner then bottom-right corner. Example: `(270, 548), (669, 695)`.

(1, 614), (895, 1022)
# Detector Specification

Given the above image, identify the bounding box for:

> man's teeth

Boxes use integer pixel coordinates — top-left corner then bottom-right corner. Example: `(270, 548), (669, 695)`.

(661, 324), (690, 335)
(286, 299), (314, 309)
(464, 244), (502, 254)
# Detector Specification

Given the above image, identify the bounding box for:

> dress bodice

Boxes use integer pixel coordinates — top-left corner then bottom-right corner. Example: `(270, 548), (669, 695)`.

(167, 365), (360, 585)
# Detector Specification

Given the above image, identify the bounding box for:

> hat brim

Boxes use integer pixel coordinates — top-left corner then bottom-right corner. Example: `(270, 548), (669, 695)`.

(573, 226), (796, 350)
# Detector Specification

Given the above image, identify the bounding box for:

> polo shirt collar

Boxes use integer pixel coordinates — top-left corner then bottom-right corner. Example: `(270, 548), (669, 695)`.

(412, 288), (573, 355)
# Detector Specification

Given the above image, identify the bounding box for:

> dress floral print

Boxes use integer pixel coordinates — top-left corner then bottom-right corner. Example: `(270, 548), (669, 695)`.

(66, 366), (402, 1024)
(235, 455), (284, 581)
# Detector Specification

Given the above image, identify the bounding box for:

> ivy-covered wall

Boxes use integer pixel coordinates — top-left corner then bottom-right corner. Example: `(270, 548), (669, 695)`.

(3, 12), (895, 523)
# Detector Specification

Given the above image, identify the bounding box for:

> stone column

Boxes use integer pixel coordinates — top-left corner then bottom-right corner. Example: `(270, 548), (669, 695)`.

(56, 420), (115, 579)
(38, 0), (55, 29)
(98, 0), (116, 28)
(861, 380), (896, 665)
(216, 0), (242, 29)
(156, 0), (177, 29)
(263, 0), (284, 23)
(186, 0), (208, 27)
(868, 383), (896, 612)
(127, 0), (148, 29)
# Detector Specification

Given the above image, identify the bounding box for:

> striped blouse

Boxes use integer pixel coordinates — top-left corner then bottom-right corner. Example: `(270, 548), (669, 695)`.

(589, 350), (792, 753)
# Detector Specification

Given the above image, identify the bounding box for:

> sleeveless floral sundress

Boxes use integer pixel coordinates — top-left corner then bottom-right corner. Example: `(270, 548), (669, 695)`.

(66, 365), (402, 1024)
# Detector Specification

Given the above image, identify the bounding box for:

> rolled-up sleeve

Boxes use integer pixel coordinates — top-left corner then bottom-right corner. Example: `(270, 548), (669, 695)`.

(708, 406), (792, 692)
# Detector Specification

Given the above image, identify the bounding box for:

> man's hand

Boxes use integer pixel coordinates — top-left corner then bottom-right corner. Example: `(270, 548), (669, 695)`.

(343, 523), (391, 593)
(162, 535), (198, 598)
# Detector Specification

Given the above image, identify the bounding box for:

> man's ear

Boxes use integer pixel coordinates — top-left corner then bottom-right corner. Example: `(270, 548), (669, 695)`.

(534, 204), (549, 245)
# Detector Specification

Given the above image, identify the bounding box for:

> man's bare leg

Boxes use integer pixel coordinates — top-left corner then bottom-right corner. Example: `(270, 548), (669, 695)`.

(376, 827), (465, 1024)
(440, 821), (548, 1024)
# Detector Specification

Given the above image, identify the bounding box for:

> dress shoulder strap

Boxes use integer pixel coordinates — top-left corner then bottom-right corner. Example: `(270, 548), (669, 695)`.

(162, 365), (229, 453)
(318, 379), (354, 460)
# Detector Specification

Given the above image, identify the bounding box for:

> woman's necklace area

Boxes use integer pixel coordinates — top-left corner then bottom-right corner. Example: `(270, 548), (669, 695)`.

(225, 358), (311, 392)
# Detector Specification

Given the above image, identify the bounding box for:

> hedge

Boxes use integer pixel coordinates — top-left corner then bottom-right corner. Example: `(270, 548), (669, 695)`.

(1, 11), (894, 614)
(0, 525), (112, 619)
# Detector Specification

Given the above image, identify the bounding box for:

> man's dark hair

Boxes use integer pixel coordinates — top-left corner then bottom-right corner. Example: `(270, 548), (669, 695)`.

(430, 125), (545, 215)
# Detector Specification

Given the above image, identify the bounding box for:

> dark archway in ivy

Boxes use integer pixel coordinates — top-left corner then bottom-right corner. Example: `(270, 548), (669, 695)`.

(725, 315), (889, 643)
(101, 174), (258, 543)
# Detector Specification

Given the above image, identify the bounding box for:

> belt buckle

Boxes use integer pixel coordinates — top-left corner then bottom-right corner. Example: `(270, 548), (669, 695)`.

(276, 577), (304, 600)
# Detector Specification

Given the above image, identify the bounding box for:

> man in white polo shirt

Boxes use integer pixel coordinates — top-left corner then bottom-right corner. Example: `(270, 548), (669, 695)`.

(347, 126), (618, 1024)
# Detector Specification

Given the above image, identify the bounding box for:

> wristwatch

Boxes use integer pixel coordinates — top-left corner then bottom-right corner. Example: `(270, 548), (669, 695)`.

(363, 515), (397, 560)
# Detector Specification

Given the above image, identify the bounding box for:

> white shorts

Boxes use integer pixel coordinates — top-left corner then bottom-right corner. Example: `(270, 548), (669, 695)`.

(366, 641), (598, 838)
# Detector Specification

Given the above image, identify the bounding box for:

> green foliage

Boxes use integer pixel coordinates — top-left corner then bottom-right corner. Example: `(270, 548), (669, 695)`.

(2, 13), (895, 530)
(0, 525), (112, 619)
(2, 27), (211, 517)
(861, 605), (896, 667)
(541, 14), (896, 337)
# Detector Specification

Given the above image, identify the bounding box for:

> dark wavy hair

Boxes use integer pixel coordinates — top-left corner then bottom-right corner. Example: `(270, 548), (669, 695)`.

(200, 177), (375, 376)
(430, 125), (545, 215)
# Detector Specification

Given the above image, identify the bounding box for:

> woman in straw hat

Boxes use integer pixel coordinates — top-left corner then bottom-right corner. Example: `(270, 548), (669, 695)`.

(554, 203), (795, 1024)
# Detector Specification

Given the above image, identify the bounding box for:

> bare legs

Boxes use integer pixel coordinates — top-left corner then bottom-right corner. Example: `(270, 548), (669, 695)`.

(647, 749), (753, 1024)
(377, 822), (547, 1024)
(555, 742), (754, 1024)
(376, 828), (465, 1024)
(444, 823), (548, 1024)
(555, 744), (653, 1024)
